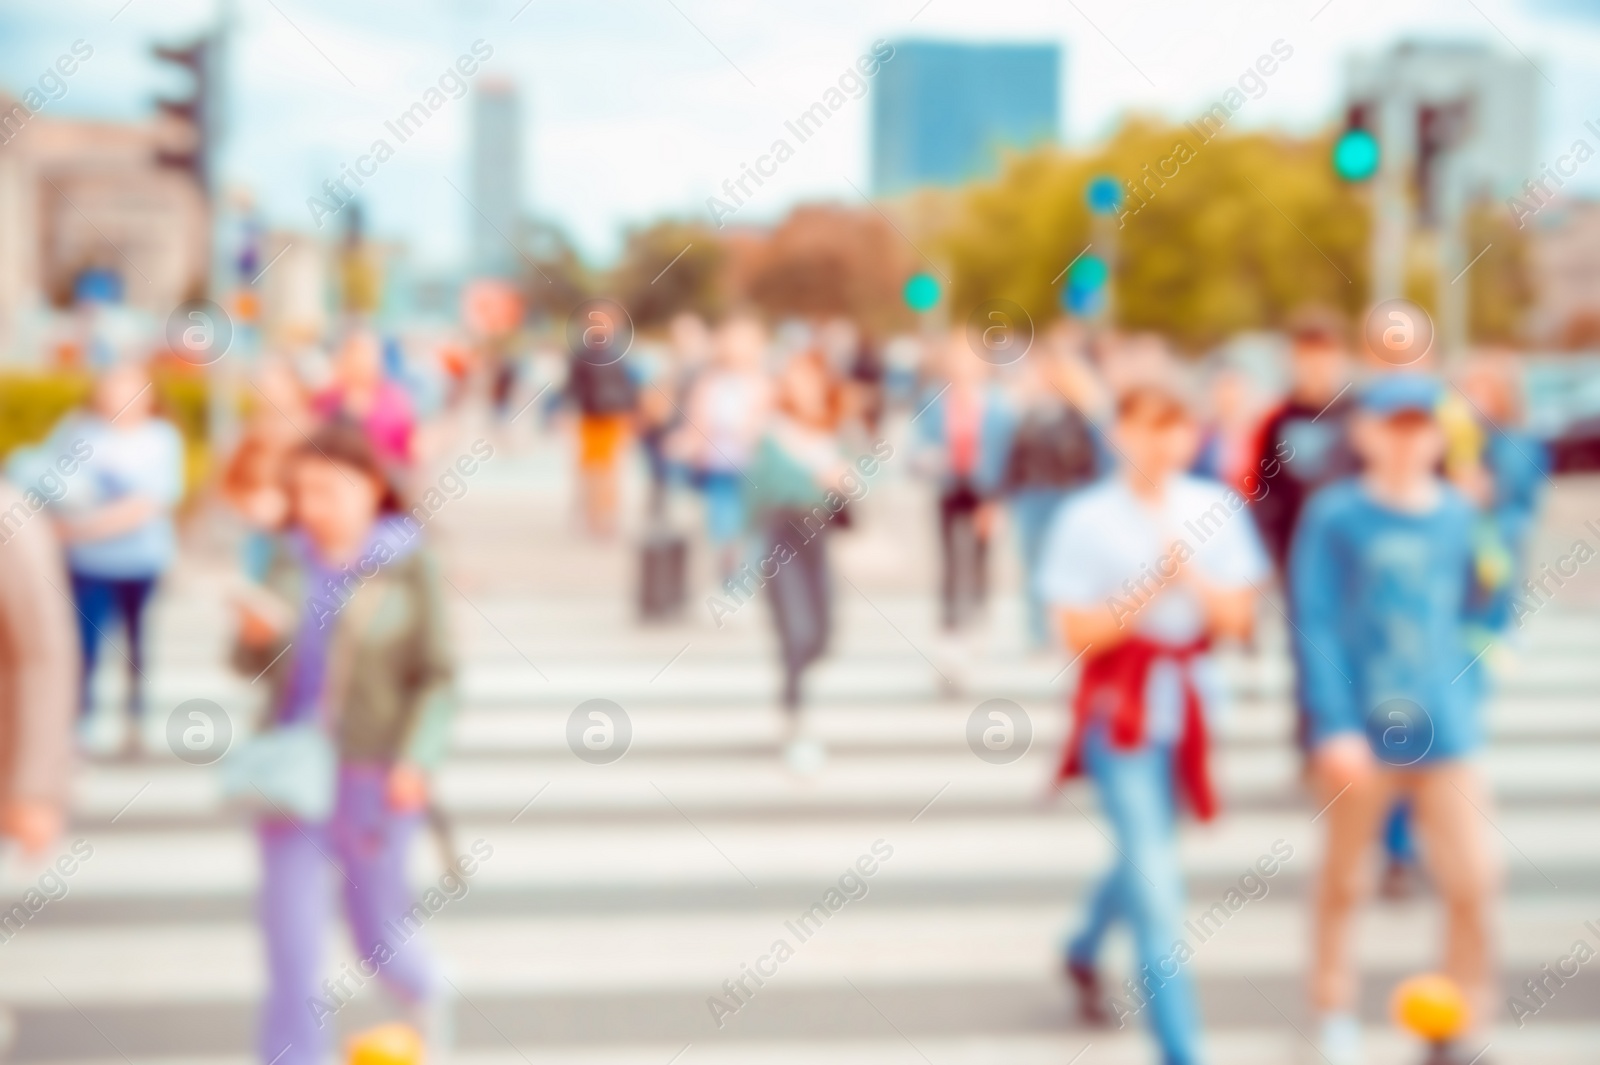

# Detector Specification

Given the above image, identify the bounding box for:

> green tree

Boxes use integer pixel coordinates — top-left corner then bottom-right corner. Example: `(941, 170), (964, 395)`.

(938, 121), (1375, 351)
(1465, 205), (1531, 345)
(517, 220), (591, 327)
(609, 220), (726, 330)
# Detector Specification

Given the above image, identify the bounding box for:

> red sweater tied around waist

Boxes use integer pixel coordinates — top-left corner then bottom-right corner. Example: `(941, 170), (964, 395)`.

(1054, 636), (1218, 821)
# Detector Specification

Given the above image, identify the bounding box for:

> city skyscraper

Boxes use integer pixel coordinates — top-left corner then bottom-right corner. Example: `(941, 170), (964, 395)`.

(871, 40), (1060, 196)
(470, 78), (523, 278)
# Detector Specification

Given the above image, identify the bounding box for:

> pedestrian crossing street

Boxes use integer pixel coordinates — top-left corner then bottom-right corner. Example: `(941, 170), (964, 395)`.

(8, 447), (1600, 1065)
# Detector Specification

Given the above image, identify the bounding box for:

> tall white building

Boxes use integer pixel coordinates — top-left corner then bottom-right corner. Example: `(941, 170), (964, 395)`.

(469, 78), (523, 279)
(1347, 40), (1540, 212)
(1346, 40), (1541, 345)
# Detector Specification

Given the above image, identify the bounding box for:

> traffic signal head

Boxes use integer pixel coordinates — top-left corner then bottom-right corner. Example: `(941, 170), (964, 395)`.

(903, 272), (940, 313)
(1333, 128), (1380, 182)
(1062, 253), (1109, 316)
(1086, 175), (1123, 215)
(151, 37), (215, 194)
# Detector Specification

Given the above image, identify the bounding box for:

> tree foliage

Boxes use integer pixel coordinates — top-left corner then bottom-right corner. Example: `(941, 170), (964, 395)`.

(938, 121), (1375, 352)
(733, 204), (917, 336)
(517, 221), (592, 327)
(609, 219), (727, 330)
(1464, 205), (1532, 346)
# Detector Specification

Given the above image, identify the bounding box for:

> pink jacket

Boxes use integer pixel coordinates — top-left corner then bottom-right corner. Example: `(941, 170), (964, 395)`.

(313, 381), (416, 467)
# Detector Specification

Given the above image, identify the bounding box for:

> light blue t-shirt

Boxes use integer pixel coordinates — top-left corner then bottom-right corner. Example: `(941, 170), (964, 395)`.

(1037, 474), (1269, 741)
(50, 414), (184, 579)
(1289, 479), (1494, 763)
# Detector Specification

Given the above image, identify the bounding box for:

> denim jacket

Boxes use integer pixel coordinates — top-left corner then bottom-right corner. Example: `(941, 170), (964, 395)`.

(911, 383), (1016, 497)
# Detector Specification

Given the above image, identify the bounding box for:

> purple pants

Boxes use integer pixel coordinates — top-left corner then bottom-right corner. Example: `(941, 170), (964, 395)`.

(258, 764), (437, 1065)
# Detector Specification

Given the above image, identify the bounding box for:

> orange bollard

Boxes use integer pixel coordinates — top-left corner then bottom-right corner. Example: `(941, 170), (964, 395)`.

(1392, 973), (1469, 1044)
(346, 1023), (424, 1065)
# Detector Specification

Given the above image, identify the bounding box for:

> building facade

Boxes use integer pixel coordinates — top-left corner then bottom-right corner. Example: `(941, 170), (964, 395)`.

(469, 79), (524, 279)
(871, 41), (1060, 197)
(1346, 40), (1539, 209)
(0, 94), (208, 362)
(1530, 199), (1600, 349)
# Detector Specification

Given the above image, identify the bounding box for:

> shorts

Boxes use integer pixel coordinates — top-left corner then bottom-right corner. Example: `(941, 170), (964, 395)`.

(578, 414), (631, 470)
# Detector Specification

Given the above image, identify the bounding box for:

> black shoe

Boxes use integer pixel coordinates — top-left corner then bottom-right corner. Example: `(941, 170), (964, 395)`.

(1380, 858), (1417, 900)
(1062, 957), (1109, 1027)
(1425, 1041), (1490, 1065)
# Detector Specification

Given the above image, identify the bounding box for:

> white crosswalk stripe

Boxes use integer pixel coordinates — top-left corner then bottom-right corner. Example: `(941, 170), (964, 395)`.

(14, 452), (1600, 1065)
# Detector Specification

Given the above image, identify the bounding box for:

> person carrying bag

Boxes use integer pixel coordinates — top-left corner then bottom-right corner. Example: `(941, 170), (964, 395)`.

(228, 422), (457, 1065)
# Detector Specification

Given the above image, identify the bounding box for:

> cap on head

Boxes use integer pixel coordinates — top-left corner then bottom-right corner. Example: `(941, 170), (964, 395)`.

(1359, 373), (1441, 418)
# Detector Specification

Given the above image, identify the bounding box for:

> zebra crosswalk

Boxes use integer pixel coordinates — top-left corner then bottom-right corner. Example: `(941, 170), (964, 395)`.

(7, 448), (1600, 1065)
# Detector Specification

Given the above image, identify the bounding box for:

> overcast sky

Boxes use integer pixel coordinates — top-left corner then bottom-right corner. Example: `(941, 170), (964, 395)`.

(3, 0), (1598, 267)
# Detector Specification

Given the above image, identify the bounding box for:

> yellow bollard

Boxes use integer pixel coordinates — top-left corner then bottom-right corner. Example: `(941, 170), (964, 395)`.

(346, 1023), (424, 1065)
(1392, 973), (1469, 1044)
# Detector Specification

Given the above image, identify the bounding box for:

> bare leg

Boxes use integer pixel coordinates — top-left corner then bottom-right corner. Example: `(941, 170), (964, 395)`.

(1411, 760), (1501, 1031)
(1310, 762), (1393, 1013)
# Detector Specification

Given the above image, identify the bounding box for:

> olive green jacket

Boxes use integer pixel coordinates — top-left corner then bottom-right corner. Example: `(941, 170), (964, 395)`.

(231, 536), (457, 769)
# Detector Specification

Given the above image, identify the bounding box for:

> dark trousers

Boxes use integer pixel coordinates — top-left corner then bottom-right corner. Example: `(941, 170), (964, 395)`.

(939, 481), (987, 631)
(70, 571), (158, 719)
(765, 512), (831, 711)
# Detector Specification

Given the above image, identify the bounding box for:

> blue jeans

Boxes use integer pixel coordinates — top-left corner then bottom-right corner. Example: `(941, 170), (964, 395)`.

(1066, 729), (1202, 1065)
(1384, 800), (1415, 865)
(69, 571), (159, 719)
(1009, 489), (1070, 647)
(699, 470), (745, 547)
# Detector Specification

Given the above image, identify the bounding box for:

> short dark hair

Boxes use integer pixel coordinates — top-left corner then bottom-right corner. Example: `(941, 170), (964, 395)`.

(289, 419), (402, 514)
(1116, 384), (1192, 427)
(1287, 306), (1348, 349)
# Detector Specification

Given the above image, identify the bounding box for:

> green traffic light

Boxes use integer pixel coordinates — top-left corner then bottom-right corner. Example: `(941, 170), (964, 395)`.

(903, 272), (940, 313)
(1333, 129), (1380, 182)
(1070, 254), (1109, 290)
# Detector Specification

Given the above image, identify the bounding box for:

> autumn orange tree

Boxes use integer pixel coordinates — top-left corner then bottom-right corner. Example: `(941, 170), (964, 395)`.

(730, 204), (917, 337)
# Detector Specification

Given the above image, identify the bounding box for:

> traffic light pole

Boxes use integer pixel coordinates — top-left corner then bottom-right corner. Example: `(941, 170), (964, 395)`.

(1370, 89), (1411, 307)
(207, 2), (237, 459)
(1436, 149), (1468, 364)
(1091, 211), (1117, 330)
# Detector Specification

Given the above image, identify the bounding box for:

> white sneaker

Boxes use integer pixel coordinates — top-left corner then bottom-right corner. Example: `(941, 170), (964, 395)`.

(1314, 1013), (1362, 1065)
(75, 713), (125, 759)
(933, 633), (971, 699)
(409, 975), (456, 1064)
(783, 737), (826, 776)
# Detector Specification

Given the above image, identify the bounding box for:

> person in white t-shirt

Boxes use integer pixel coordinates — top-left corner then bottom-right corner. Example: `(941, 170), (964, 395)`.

(47, 362), (185, 755)
(683, 312), (770, 583)
(1038, 384), (1267, 1065)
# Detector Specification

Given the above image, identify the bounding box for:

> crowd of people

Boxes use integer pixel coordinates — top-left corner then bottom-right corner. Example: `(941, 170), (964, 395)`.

(0, 296), (1553, 1065)
(560, 304), (1545, 1065)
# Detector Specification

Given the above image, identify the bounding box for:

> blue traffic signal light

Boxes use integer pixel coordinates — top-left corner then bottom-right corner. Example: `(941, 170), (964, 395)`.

(1086, 176), (1123, 215)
